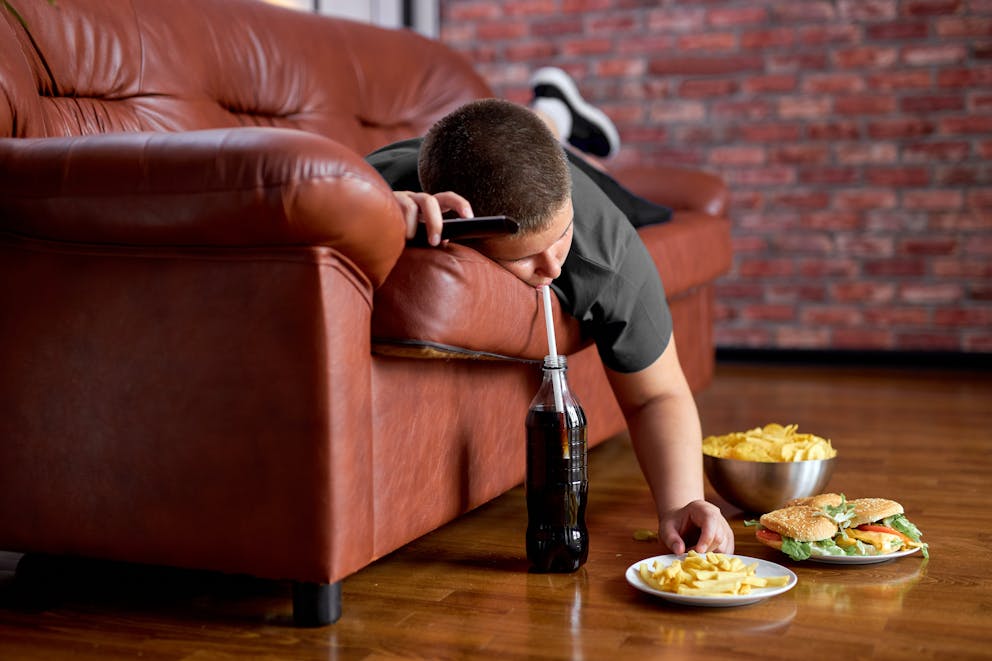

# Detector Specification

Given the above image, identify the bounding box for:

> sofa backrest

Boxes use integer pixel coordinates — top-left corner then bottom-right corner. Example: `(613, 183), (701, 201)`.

(0, 0), (493, 153)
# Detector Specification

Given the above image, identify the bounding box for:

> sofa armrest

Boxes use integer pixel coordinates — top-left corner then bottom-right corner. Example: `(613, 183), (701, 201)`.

(0, 127), (406, 286)
(608, 164), (728, 218)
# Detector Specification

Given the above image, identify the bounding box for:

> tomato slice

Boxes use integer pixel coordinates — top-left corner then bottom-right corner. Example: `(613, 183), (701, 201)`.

(857, 524), (914, 545)
(756, 529), (782, 543)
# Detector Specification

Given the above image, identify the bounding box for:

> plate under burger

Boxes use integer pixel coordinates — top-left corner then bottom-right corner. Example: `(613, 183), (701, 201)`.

(807, 546), (921, 565)
(625, 553), (797, 607)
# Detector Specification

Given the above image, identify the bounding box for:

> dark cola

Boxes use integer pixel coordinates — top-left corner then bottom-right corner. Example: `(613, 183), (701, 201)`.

(525, 356), (588, 573)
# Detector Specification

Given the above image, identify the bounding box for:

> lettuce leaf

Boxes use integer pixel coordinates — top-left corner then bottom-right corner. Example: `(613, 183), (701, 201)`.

(780, 538), (812, 561)
(883, 514), (929, 558)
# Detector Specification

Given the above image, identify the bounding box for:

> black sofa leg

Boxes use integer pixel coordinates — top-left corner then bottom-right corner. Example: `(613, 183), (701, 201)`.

(292, 581), (341, 626)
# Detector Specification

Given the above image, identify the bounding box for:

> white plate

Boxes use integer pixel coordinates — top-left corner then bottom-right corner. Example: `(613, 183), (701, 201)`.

(807, 546), (921, 565)
(625, 553), (797, 607)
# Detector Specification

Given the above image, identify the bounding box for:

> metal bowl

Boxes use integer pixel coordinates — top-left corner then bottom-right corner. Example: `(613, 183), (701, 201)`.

(703, 455), (836, 513)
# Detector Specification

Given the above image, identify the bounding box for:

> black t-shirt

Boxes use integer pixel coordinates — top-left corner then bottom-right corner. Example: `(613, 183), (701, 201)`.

(366, 138), (672, 373)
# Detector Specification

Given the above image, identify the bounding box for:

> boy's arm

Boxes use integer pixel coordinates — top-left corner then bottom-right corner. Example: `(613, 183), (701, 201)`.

(605, 337), (735, 554)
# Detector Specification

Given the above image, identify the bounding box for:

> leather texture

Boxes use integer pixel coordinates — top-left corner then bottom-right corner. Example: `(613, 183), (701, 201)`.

(0, 0), (732, 589)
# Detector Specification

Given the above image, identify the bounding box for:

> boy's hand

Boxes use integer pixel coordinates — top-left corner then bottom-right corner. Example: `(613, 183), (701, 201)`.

(658, 500), (735, 555)
(393, 191), (474, 246)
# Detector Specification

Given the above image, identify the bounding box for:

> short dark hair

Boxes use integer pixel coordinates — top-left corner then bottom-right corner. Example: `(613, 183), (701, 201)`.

(418, 99), (572, 234)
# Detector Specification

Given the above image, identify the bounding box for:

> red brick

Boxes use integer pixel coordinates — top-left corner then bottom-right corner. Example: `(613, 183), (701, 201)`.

(735, 123), (803, 142)
(740, 304), (798, 322)
(707, 6), (768, 26)
(863, 257), (927, 276)
(899, 237), (959, 255)
(772, 2), (837, 23)
(743, 75), (798, 94)
(933, 257), (992, 277)
(797, 24), (861, 45)
(903, 141), (971, 162)
(966, 236), (992, 255)
(864, 307), (930, 324)
(801, 306), (864, 326)
(903, 0), (963, 16)
(561, 0), (612, 11)
(936, 17), (992, 37)
(866, 166), (931, 186)
(725, 165), (797, 187)
(737, 258), (796, 277)
(776, 327), (832, 349)
(836, 142), (898, 164)
(678, 33), (737, 52)
(562, 37), (613, 56)
(648, 56), (765, 76)
(804, 211), (865, 230)
(807, 121), (861, 139)
(800, 167), (860, 185)
(647, 101), (706, 123)
(940, 115), (992, 134)
(798, 258), (861, 277)
(832, 282), (898, 303)
(834, 46), (899, 68)
(714, 282), (764, 299)
(930, 211), (992, 230)
(768, 53), (830, 72)
(617, 34), (678, 54)
(594, 58), (646, 78)
(647, 7), (706, 33)
(934, 307), (992, 326)
(836, 234), (895, 257)
(835, 188), (899, 210)
(766, 190), (832, 209)
(832, 328), (895, 349)
(505, 41), (557, 61)
(867, 118), (936, 139)
(503, 0), (558, 16)
(715, 328), (774, 348)
(765, 284), (828, 303)
(896, 332), (961, 351)
(967, 188), (992, 208)
(740, 28), (796, 50)
(937, 66), (992, 88)
(835, 95), (898, 115)
(971, 92), (992, 111)
(867, 69), (933, 90)
(477, 21), (529, 39)
(936, 165), (984, 185)
(866, 21), (930, 40)
(964, 335), (992, 352)
(587, 14), (637, 32)
(839, 0), (898, 20)
(900, 283), (965, 304)
(448, 2), (503, 20)
(802, 73), (866, 94)
(678, 78), (739, 98)
(901, 44), (968, 66)
(729, 235), (767, 253)
(778, 96), (831, 119)
(900, 94), (965, 112)
(772, 233), (834, 254)
(709, 145), (765, 165)
(712, 99), (774, 120)
(530, 17), (583, 36)
(903, 189), (964, 210)
(770, 144), (830, 164)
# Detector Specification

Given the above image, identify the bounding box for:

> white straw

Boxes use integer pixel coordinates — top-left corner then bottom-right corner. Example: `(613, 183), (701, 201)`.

(541, 285), (565, 412)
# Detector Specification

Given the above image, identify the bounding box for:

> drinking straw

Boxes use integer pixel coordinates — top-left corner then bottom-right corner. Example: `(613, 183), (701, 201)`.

(541, 285), (565, 412)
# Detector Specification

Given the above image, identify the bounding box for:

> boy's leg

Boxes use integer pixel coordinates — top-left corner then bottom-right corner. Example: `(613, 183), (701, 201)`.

(530, 67), (621, 159)
(564, 150), (672, 228)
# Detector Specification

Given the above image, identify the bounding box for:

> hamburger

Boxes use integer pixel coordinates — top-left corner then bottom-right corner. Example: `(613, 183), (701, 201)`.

(747, 494), (928, 561)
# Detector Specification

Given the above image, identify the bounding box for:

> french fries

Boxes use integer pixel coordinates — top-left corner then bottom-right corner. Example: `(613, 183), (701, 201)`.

(702, 423), (837, 462)
(637, 551), (790, 596)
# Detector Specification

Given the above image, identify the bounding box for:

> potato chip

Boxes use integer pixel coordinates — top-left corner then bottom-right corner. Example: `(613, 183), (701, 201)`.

(702, 423), (836, 462)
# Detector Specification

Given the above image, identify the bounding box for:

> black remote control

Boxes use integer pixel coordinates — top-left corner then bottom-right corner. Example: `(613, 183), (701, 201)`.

(410, 216), (519, 246)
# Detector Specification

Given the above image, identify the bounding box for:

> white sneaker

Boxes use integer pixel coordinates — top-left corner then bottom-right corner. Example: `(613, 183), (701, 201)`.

(530, 67), (620, 158)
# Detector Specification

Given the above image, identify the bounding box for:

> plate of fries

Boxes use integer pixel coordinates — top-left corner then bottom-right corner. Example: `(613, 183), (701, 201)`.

(626, 551), (797, 607)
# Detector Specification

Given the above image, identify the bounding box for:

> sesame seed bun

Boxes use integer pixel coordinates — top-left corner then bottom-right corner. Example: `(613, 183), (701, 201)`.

(784, 493), (844, 509)
(848, 498), (903, 527)
(759, 505), (838, 542)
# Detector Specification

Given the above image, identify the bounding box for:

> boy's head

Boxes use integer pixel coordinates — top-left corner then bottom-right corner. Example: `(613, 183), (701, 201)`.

(418, 98), (572, 235)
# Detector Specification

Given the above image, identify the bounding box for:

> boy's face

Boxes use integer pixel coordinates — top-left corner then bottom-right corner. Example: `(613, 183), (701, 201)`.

(476, 199), (574, 289)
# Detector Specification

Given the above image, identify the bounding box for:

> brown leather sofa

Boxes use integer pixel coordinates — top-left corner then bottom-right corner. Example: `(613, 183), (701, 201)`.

(0, 0), (731, 625)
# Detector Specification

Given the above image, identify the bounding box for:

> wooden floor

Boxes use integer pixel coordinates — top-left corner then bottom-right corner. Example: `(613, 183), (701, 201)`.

(1, 362), (990, 660)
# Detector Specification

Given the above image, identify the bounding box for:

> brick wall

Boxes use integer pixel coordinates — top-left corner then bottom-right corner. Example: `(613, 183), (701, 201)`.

(438, 0), (992, 353)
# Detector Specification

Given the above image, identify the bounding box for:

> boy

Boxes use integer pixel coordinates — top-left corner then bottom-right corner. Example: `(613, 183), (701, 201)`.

(366, 79), (733, 555)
